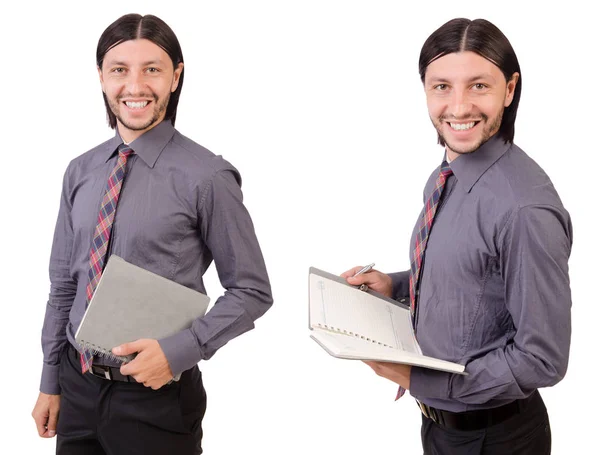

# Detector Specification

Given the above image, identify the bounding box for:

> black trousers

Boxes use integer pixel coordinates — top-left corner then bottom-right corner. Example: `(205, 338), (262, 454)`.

(421, 390), (551, 455)
(56, 345), (207, 455)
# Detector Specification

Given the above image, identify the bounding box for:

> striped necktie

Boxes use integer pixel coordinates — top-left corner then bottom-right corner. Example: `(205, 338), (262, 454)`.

(409, 160), (453, 327)
(396, 160), (453, 400)
(80, 144), (134, 373)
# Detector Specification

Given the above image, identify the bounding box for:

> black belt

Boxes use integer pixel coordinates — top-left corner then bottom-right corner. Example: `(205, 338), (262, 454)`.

(69, 344), (134, 383)
(416, 391), (538, 431)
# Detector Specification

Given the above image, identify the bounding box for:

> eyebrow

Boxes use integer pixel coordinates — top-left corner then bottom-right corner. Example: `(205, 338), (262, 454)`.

(104, 59), (167, 67)
(427, 73), (497, 84)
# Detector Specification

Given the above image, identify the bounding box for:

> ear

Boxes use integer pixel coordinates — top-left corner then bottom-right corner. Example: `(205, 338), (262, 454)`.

(171, 62), (184, 92)
(97, 66), (105, 93)
(504, 72), (519, 107)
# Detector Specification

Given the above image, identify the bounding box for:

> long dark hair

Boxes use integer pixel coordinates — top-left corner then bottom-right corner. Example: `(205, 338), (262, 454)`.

(419, 18), (521, 145)
(96, 14), (184, 129)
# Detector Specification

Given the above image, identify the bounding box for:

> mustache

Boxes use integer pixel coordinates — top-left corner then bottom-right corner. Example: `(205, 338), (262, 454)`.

(117, 93), (159, 102)
(440, 113), (489, 122)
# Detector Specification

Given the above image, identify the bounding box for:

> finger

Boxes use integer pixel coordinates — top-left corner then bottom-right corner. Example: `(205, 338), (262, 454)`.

(346, 269), (381, 286)
(47, 407), (59, 437)
(363, 360), (386, 374)
(340, 266), (365, 279)
(120, 361), (140, 376)
(113, 338), (146, 356)
(363, 360), (378, 369)
(34, 413), (48, 437)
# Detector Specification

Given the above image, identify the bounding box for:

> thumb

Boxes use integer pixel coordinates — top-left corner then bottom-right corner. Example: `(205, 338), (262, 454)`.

(113, 339), (145, 356)
(347, 273), (374, 285)
(346, 275), (362, 284)
(340, 266), (366, 279)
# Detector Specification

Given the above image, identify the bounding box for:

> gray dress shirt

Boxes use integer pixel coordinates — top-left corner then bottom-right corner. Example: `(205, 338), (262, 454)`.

(40, 121), (273, 395)
(389, 135), (572, 412)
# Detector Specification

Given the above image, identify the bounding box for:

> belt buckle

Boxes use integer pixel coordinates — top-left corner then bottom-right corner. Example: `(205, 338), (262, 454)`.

(91, 364), (113, 380)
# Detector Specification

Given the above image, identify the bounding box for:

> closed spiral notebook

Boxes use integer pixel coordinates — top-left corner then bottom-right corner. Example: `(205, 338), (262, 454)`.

(308, 267), (466, 375)
(75, 255), (210, 365)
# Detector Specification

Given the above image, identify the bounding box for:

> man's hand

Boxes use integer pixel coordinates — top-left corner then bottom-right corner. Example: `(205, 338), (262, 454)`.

(32, 392), (60, 438)
(341, 266), (393, 298)
(113, 339), (174, 390)
(364, 361), (411, 389)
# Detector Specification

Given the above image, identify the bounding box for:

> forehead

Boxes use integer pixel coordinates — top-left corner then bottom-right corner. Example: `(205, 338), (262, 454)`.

(424, 51), (503, 83)
(102, 39), (172, 67)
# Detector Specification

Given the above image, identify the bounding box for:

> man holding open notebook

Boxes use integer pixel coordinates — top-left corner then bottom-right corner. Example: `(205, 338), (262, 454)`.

(31, 14), (273, 455)
(342, 18), (572, 454)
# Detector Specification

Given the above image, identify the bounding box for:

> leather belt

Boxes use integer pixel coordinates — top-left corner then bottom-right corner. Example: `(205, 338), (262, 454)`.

(69, 344), (134, 383)
(416, 391), (537, 431)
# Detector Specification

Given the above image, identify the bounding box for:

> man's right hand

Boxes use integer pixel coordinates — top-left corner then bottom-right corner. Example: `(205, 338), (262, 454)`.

(32, 392), (60, 438)
(341, 266), (393, 298)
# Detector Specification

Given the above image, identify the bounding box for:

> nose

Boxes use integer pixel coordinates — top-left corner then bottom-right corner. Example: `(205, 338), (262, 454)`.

(449, 88), (473, 118)
(125, 71), (146, 95)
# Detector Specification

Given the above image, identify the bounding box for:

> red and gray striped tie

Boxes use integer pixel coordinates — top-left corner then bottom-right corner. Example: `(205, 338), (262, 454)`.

(80, 144), (134, 373)
(397, 160), (453, 399)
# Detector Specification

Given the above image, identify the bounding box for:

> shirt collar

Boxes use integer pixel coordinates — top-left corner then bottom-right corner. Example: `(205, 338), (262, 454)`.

(103, 120), (176, 168)
(448, 134), (511, 193)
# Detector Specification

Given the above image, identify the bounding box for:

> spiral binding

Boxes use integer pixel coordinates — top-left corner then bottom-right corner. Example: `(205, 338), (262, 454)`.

(316, 323), (393, 348)
(79, 341), (131, 364)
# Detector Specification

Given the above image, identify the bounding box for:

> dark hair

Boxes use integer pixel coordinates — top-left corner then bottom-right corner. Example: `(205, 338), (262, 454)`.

(96, 14), (184, 129)
(418, 18), (521, 145)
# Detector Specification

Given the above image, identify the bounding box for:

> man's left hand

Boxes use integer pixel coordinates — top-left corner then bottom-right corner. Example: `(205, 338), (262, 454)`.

(364, 361), (411, 389)
(113, 339), (174, 390)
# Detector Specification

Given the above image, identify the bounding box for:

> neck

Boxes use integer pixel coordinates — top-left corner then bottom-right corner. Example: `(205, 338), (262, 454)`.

(445, 147), (459, 162)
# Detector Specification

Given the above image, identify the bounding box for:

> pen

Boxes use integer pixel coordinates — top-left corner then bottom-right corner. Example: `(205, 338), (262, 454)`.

(353, 263), (375, 277)
(353, 263), (375, 291)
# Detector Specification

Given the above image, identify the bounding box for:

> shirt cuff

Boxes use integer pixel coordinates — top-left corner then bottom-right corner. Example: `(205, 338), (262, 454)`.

(40, 364), (61, 395)
(409, 366), (452, 400)
(159, 329), (203, 377)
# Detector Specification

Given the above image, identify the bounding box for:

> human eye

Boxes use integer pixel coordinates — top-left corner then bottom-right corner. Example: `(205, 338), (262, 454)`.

(111, 67), (126, 74)
(434, 83), (448, 91)
(146, 67), (160, 73)
(472, 83), (487, 90)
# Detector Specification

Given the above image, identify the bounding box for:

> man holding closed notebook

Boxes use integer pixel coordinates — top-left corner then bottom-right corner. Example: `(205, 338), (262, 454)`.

(31, 14), (273, 454)
(343, 18), (572, 454)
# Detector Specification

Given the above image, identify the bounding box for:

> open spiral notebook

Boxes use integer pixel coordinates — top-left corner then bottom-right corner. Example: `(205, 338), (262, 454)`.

(308, 267), (466, 375)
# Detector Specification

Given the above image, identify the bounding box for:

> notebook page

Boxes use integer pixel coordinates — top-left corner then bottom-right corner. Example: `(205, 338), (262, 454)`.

(310, 330), (465, 374)
(309, 272), (419, 354)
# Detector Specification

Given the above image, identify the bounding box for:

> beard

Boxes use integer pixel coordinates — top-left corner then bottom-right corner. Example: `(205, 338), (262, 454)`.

(434, 108), (504, 155)
(108, 92), (170, 131)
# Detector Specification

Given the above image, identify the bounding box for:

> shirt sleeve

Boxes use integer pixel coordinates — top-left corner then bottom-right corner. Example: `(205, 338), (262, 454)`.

(388, 270), (411, 302)
(410, 204), (572, 403)
(40, 165), (78, 395)
(159, 169), (273, 376)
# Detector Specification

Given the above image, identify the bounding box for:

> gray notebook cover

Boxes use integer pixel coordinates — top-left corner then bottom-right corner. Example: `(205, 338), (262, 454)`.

(75, 255), (210, 364)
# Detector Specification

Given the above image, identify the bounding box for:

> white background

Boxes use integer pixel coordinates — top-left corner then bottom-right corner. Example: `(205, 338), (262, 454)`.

(0, 1), (597, 454)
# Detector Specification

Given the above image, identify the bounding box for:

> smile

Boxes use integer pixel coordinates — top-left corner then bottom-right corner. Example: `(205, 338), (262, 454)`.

(448, 121), (479, 131)
(124, 101), (150, 109)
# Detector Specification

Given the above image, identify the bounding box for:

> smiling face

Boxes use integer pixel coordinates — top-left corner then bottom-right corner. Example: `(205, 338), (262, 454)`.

(424, 51), (518, 160)
(98, 39), (183, 143)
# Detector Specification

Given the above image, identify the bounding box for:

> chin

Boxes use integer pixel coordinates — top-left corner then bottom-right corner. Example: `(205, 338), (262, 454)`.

(447, 143), (480, 155)
(442, 135), (486, 155)
(119, 117), (156, 132)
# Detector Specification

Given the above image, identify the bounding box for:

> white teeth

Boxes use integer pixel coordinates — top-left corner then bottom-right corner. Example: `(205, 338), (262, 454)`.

(125, 101), (149, 109)
(449, 121), (476, 131)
